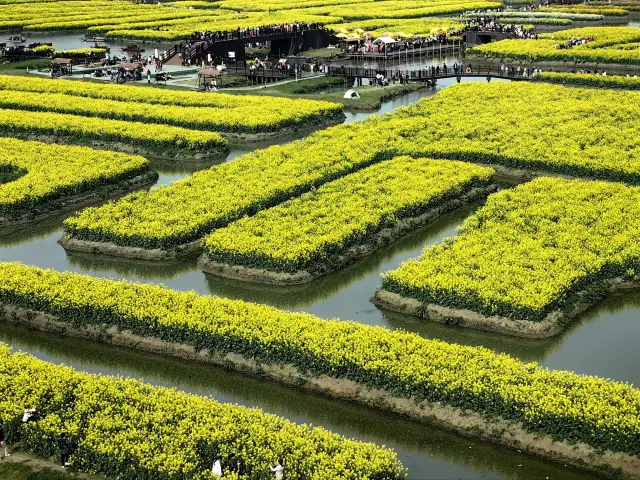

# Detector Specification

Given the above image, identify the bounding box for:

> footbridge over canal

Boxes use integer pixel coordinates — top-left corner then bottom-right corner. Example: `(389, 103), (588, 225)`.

(163, 27), (333, 65)
(327, 65), (531, 85)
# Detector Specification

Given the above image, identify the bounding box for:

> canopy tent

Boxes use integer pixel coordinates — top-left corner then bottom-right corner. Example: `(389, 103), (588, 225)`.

(198, 67), (224, 90)
(373, 36), (397, 45)
(51, 58), (72, 76)
(343, 89), (360, 99)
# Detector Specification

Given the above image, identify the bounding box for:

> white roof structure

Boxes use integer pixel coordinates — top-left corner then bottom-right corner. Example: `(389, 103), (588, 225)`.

(372, 36), (397, 44)
(344, 89), (360, 99)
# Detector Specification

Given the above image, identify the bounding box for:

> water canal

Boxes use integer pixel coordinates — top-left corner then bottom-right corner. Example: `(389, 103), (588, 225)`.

(0, 61), (632, 478)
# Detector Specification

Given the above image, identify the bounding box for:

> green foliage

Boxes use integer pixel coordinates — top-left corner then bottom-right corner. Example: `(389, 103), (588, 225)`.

(0, 342), (404, 480)
(1, 262), (640, 458)
(382, 178), (640, 321)
(202, 157), (494, 273)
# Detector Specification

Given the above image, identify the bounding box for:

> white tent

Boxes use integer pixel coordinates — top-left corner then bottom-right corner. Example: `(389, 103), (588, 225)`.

(372, 36), (397, 45)
(343, 89), (360, 99)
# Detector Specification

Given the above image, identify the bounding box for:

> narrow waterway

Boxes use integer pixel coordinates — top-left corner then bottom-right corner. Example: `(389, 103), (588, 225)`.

(0, 45), (636, 478)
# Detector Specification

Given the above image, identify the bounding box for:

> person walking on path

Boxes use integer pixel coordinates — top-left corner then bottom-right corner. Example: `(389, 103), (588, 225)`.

(58, 433), (70, 469)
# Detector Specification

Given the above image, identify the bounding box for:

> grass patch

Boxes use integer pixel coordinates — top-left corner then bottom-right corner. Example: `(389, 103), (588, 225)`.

(0, 60), (51, 74)
(228, 76), (425, 110)
(0, 462), (76, 480)
(295, 47), (342, 58)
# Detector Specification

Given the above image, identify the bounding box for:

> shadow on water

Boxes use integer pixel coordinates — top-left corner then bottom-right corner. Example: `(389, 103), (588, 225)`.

(0, 323), (601, 480)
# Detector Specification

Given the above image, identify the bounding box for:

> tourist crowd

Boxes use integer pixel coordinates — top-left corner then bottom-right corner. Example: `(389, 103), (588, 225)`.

(186, 23), (326, 44)
(554, 35), (595, 49)
(346, 33), (453, 56)
(463, 17), (538, 39)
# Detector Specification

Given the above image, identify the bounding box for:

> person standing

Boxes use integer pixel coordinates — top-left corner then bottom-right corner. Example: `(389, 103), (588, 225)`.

(212, 457), (223, 477)
(270, 460), (284, 479)
(22, 408), (36, 423)
(0, 427), (10, 460)
(147, 69), (151, 84)
(58, 433), (70, 469)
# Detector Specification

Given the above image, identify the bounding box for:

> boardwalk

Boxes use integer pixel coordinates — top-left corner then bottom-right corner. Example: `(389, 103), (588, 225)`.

(341, 43), (464, 61)
(163, 26), (330, 64)
(327, 65), (532, 83)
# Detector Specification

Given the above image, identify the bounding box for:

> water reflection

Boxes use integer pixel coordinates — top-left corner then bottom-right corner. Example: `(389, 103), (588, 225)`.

(0, 324), (599, 480)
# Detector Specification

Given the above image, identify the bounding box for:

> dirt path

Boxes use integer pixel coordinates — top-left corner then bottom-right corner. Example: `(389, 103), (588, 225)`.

(0, 451), (99, 479)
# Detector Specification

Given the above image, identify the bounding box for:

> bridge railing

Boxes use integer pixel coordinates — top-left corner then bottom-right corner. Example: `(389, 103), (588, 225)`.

(327, 65), (531, 80)
(163, 26), (326, 64)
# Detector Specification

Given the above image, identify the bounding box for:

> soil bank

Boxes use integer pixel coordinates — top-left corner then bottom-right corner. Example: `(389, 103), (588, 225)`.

(198, 185), (496, 285)
(1, 304), (639, 480)
(373, 278), (640, 338)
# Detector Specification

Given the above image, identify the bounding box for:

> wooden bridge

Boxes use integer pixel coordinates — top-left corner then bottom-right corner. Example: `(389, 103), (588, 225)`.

(163, 27), (332, 65)
(327, 65), (531, 84)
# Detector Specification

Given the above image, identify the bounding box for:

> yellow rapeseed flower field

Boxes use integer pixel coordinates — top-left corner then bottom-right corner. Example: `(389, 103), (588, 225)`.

(202, 157), (493, 274)
(1, 262), (640, 458)
(64, 82), (640, 251)
(0, 343), (404, 479)
(0, 137), (151, 218)
(472, 26), (640, 64)
(0, 75), (343, 134)
(382, 177), (640, 321)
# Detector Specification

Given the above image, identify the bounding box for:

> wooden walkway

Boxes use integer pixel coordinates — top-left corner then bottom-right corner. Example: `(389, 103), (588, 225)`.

(341, 43), (463, 61)
(327, 66), (531, 83)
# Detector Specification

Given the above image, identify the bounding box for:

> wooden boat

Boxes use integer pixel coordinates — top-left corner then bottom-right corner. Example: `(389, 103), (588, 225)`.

(7, 35), (26, 44)
(93, 42), (110, 52)
(121, 44), (145, 53)
(83, 35), (106, 43)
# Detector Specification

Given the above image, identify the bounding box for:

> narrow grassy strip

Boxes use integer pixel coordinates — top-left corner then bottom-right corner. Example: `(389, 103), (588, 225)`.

(0, 344), (404, 480)
(0, 138), (152, 219)
(1, 262), (640, 457)
(63, 82), (640, 252)
(202, 157), (494, 274)
(0, 75), (343, 131)
(381, 177), (640, 322)
(0, 108), (228, 159)
(534, 71), (640, 89)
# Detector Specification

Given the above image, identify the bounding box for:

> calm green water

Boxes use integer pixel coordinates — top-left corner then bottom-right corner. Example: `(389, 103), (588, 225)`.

(0, 81), (629, 479)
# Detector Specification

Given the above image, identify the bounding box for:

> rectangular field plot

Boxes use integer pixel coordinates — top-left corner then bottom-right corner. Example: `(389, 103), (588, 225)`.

(0, 344), (403, 479)
(376, 177), (640, 337)
(0, 75), (344, 137)
(0, 138), (155, 230)
(200, 157), (495, 284)
(2, 262), (640, 478)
